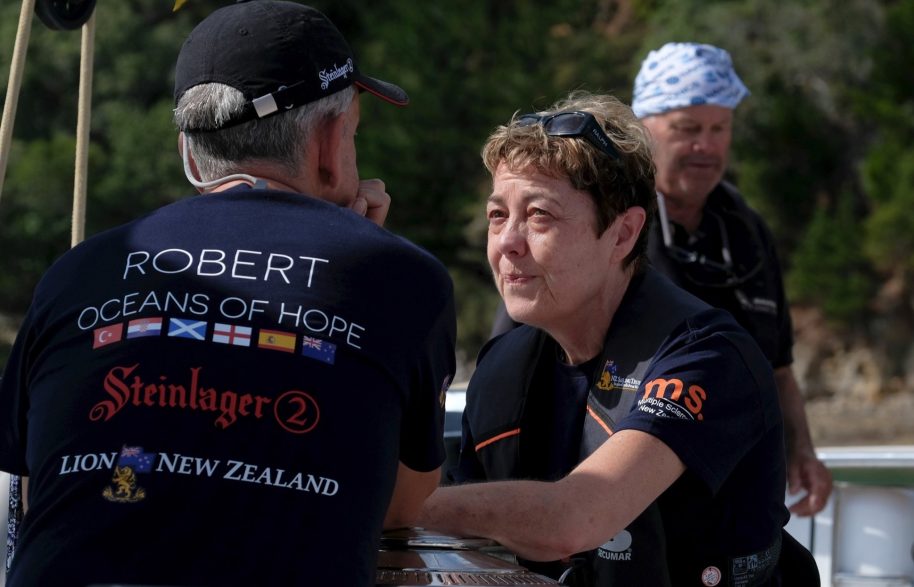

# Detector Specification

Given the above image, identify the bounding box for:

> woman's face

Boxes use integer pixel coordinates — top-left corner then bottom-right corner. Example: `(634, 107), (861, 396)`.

(486, 163), (623, 334)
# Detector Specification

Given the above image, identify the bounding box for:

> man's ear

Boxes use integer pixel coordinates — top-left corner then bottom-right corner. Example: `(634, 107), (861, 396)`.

(177, 132), (205, 194)
(316, 114), (345, 192)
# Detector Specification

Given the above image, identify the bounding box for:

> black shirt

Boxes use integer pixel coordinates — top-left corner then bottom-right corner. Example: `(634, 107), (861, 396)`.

(647, 183), (794, 368)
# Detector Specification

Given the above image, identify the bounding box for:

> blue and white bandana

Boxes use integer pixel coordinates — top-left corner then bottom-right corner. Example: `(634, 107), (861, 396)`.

(631, 42), (749, 119)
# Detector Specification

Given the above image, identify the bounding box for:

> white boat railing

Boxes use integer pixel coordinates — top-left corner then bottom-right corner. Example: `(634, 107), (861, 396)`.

(785, 446), (914, 587)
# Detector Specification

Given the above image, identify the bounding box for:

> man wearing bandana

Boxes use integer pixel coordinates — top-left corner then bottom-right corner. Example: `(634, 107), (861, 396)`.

(634, 42), (832, 518)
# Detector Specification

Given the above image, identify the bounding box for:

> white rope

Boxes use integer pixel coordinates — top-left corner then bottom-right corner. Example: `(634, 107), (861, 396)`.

(0, 0), (37, 203)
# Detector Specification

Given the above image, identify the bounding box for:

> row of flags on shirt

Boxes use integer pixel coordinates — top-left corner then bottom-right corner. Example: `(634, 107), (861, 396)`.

(92, 316), (337, 364)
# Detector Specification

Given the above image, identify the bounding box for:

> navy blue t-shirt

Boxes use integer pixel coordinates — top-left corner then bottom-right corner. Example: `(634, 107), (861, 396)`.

(648, 184), (793, 368)
(612, 308), (788, 581)
(541, 356), (599, 480)
(458, 269), (788, 584)
(0, 187), (456, 586)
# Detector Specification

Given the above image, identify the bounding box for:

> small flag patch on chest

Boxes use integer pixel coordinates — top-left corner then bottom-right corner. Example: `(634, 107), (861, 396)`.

(258, 329), (296, 352)
(213, 323), (252, 347)
(301, 336), (336, 364)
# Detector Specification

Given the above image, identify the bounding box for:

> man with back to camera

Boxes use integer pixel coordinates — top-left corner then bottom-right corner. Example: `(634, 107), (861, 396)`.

(0, 1), (456, 585)
(634, 42), (832, 516)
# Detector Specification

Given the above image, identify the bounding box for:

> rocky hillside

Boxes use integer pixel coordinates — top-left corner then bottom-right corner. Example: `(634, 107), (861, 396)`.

(793, 305), (914, 447)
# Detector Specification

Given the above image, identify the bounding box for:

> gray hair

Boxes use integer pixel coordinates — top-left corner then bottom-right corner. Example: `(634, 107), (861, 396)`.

(174, 84), (356, 181)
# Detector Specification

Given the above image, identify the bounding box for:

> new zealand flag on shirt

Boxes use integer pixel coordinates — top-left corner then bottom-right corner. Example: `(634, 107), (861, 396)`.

(301, 336), (337, 365)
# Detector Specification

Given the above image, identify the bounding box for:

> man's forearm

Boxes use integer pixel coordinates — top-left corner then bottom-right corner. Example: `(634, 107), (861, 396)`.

(774, 366), (833, 514)
(773, 366), (815, 455)
(384, 463), (441, 529)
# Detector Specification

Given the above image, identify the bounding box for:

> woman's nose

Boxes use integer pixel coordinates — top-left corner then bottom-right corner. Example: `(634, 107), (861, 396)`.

(493, 218), (528, 257)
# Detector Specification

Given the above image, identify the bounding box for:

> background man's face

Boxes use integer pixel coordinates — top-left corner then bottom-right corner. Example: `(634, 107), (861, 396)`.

(641, 105), (733, 206)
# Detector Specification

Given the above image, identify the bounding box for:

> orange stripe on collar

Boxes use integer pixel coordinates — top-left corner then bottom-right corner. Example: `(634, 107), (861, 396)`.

(475, 428), (521, 452)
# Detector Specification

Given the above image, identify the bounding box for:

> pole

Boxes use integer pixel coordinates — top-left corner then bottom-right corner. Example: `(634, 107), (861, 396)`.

(0, 0), (38, 202)
(71, 12), (96, 247)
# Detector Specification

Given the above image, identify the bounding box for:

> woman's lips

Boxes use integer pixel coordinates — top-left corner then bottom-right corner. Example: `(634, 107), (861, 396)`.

(502, 273), (535, 285)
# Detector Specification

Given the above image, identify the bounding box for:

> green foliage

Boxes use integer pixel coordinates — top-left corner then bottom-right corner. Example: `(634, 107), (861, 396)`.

(863, 146), (914, 273)
(733, 84), (846, 258)
(854, 0), (914, 276)
(788, 191), (874, 324)
(90, 100), (187, 231)
(0, 133), (79, 309)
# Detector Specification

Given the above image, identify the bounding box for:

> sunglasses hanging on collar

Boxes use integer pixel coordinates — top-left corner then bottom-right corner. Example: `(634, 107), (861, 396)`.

(656, 193), (764, 288)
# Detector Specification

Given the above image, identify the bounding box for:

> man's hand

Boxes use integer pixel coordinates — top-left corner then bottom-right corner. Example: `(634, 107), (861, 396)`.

(774, 367), (833, 516)
(349, 178), (391, 227)
(787, 449), (833, 516)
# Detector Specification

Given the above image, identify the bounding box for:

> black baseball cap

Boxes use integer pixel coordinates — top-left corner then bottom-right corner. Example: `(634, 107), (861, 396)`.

(174, 0), (408, 131)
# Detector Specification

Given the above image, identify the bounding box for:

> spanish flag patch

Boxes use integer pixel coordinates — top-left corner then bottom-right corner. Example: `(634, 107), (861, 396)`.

(257, 329), (296, 353)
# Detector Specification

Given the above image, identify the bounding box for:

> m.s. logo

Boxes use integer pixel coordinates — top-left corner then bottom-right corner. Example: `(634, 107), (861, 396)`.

(641, 378), (707, 421)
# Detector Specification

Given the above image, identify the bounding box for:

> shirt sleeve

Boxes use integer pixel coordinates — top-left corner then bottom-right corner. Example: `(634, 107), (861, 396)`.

(398, 287), (456, 473)
(0, 310), (36, 475)
(616, 313), (780, 494)
(766, 231), (794, 369)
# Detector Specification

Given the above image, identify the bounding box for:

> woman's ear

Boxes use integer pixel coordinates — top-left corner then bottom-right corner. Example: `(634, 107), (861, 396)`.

(608, 206), (647, 263)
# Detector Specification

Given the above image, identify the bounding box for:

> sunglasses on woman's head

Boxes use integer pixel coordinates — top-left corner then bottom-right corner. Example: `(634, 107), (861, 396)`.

(516, 111), (620, 160)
